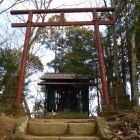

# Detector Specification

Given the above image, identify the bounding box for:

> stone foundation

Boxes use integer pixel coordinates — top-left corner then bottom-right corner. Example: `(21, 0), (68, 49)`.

(110, 83), (131, 110)
(44, 111), (89, 119)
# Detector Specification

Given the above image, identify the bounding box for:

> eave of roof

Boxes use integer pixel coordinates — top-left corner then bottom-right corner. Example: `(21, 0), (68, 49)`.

(38, 81), (95, 86)
(40, 73), (94, 80)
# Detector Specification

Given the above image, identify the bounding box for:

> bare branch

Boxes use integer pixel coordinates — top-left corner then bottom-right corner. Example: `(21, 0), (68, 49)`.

(0, 0), (4, 5)
(0, 0), (27, 14)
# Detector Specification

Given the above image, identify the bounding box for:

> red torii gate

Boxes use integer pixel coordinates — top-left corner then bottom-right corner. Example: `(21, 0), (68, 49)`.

(11, 7), (115, 105)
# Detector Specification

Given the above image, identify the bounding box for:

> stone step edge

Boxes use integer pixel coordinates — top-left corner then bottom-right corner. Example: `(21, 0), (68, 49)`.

(25, 136), (100, 140)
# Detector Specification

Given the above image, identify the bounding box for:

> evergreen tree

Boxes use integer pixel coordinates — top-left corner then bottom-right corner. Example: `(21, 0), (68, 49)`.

(46, 26), (97, 76)
(0, 48), (43, 91)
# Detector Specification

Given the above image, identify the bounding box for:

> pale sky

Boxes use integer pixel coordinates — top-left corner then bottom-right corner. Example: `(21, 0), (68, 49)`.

(1, 0), (105, 11)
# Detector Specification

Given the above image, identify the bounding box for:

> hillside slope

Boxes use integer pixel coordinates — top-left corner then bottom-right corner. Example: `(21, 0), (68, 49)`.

(0, 112), (140, 140)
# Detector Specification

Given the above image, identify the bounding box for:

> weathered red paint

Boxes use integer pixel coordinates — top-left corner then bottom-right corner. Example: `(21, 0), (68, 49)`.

(11, 8), (115, 104)
(16, 11), (33, 103)
(12, 21), (115, 27)
(93, 9), (109, 105)
(11, 7), (115, 15)
(60, 12), (65, 23)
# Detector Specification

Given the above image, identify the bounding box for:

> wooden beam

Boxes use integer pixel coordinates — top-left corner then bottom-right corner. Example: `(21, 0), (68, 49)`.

(11, 7), (115, 15)
(12, 21), (115, 27)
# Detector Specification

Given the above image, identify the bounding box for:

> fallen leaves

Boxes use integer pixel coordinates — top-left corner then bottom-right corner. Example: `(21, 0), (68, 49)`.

(107, 113), (140, 140)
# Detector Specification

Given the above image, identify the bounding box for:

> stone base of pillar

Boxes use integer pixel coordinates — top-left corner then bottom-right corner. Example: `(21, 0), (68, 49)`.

(99, 105), (119, 117)
(110, 83), (132, 110)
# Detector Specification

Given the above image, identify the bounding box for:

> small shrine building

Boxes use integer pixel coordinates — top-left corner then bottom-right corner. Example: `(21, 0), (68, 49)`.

(39, 73), (96, 118)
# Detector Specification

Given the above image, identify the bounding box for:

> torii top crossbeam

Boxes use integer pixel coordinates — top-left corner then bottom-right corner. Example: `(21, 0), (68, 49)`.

(11, 8), (115, 27)
(11, 7), (115, 105)
(11, 7), (115, 14)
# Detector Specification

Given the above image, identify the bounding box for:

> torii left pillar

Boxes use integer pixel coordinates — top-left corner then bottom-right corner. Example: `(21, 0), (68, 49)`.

(16, 11), (33, 103)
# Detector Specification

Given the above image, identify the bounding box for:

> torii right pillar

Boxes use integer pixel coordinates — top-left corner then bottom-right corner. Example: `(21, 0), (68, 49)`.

(93, 9), (109, 105)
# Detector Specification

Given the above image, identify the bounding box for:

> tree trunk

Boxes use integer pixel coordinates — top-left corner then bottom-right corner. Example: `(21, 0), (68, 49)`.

(23, 97), (31, 118)
(113, 25), (119, 77)
(131, 31), (139, 106)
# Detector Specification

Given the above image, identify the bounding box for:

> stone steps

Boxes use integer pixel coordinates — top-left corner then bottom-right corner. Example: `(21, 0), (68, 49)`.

(25, 136), (100, 140)
(27, 121), (96, 136)
(12, 117), (113, 140)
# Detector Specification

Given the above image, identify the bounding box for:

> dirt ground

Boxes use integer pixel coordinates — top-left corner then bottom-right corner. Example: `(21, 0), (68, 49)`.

(0, 113), (17, 140)
(0, 112), (140, 140)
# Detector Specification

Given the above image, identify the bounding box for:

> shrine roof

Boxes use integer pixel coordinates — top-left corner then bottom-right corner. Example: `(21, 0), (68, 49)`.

(38, 73), (96, 89)
(40, 73), (94, 80)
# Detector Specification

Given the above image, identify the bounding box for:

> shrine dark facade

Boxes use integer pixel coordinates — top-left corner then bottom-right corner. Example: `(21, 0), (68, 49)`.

(39, 73), (95, 115)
